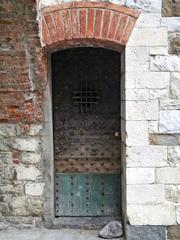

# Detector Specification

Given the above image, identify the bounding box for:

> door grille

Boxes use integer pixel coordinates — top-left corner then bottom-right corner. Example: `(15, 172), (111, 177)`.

(72, 84), (100, 113)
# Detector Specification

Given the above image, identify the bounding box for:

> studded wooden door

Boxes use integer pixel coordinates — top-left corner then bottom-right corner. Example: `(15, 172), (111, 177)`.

(52, 48), (121, 217)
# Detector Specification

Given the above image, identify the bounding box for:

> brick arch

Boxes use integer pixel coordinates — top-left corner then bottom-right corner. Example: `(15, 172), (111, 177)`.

(40, 2), (139, 51)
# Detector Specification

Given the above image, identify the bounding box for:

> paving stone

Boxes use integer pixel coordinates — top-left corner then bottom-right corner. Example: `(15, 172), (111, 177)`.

(0, 229), (124, 240)
(127, 225), (166, 240)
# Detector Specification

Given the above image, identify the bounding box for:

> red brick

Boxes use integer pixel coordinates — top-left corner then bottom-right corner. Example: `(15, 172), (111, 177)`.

(12, 150), (21, 164)
(71, 9), (79, 39)
(44, 14), (59, 43)
(62, 10), (72, 40)
(42, 17), (52, 45)
(94, 9), (103, 38)
(53, 11), (65, 41)
(114, 14), (128, 42)
(108, 12), (120, 39)
(87, 8), (95, 38)
(121, 17), (135, 45)
(80, 9), (87, 38)
(41, 2), (139, 47)
(101, 10), (111, 38)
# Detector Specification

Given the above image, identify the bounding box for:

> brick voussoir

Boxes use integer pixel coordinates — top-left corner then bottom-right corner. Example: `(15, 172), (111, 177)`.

(41, 2), (138, 49)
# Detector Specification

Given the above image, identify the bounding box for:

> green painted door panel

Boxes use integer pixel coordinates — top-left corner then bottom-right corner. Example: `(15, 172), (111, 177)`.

(55, 173), (121, 217)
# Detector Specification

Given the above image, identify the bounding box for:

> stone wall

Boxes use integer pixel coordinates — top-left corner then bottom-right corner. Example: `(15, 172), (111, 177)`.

(126, 1), (180, 236)
(124, 0), (180, 238)
(0, 0), (46, 228)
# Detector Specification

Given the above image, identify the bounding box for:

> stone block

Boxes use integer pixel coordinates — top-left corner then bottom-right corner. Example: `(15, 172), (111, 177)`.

(126, 47), (149, 71)
(27, 124), (43, 136)
(135, 72), (169, 89)
(172, 1), (180, 16)
(125, 89), (149, 100)
(21, 152), (41, 164)
(127, 203), (176, 225)
(2, 194), (13, 204)
(150, 55), (180, 72)
(148, 121), (158, 133)
(149, 46), (168, 55)
(127, 225), (166, 240)
(168, 146), (180, 166)
(126, 146), (167, 167)
(0, 182), (23, 194)
(0, 165), (15, 180)
(126, 100), (158, 120)
(125, 72), (136, 89)
(25, 182), (44, 196)
(149, 89), (169, 100)
(169, 33), (180, 55)
(176, 204), (180, 225)
(10, 196), (28, 216)
(161, 17), (180, 32)
(126, 0), (162, 13)
(16, 165), (42, 180)
(127, 184), (165, 204)
(0, 138), (9, 151)
(127, 168), (155, 184)
(160, 99), (180, 110)
(166, 185), (180, 202)
(0, 124), (16, 137)
(149, 133), (180, 145)
(128, 27), (167, 46)
(135, 13), (161, 27)
(26, 198), (43, 216)
(159, 110), (180, 133)
(156, 167), (180, 184)
(0, 152), (12, 164)
(167, 226), (180, 240)
(0, 202), (9, 215)
(10, 138), (40, 152)
(170, 72), (180, 99)
(162, 0), (172, 17)
(126, 121), (148, 146)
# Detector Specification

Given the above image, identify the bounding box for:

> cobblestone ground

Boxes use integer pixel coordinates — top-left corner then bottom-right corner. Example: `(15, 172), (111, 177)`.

(0, 229), (124, 240)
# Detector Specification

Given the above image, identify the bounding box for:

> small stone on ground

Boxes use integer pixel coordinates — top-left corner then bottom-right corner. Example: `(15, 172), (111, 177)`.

(99, 221), (123, 239)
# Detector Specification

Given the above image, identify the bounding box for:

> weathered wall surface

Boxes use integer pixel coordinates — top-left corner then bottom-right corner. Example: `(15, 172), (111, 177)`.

(0, 0), (46, 228)
(125, 0), (180, 230)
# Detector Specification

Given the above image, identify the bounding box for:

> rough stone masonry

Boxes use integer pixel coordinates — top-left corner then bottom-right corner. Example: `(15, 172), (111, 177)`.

(0, 0), (180, 240)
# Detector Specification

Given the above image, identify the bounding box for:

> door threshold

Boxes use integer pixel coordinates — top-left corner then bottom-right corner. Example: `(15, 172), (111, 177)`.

(53, 216), (122, 230)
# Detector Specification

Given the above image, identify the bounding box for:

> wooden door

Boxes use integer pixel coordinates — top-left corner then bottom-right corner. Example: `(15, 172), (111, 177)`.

(52, 48), (121, 217)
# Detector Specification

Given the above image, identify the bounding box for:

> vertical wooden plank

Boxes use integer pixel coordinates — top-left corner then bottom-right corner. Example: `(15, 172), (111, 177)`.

(56, 174), (73, 216)
(73, 174), (87, 216)
(90, 174), (102, 216)
(103, 174), (121, 215)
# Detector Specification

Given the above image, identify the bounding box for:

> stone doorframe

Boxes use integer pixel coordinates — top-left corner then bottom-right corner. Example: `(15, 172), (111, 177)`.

(39, 1), (139, 230)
